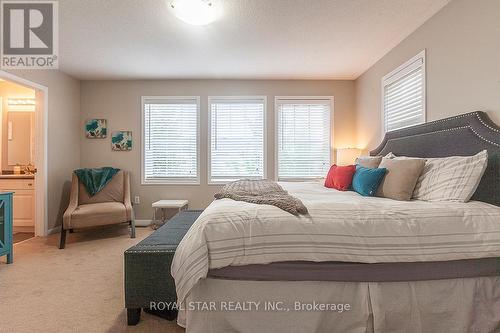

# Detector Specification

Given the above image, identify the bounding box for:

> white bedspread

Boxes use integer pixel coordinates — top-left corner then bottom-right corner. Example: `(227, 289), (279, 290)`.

(172, 181), (500, 303)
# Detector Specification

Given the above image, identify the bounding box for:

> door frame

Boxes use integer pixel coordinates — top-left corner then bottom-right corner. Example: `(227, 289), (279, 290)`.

(0, 70), (48, 236)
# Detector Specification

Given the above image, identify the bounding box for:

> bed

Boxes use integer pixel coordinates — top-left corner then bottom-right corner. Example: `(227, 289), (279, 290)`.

(172, 111), (500, 333)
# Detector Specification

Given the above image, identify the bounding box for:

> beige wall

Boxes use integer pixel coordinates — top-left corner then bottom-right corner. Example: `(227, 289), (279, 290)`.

(80, 80), (355, 219)
(355, 0), (500, 151)
(6, 70), (81, 230)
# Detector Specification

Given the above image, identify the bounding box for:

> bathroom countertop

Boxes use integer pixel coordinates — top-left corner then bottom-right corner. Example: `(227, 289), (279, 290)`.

(0, 174), (35, 179)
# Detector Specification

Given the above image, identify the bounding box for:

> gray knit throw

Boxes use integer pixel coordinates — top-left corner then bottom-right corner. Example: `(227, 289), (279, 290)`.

(214, 179), (308, 215)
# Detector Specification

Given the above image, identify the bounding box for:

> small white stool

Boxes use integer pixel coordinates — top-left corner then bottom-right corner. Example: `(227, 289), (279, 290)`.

(151, 200), (189, 229)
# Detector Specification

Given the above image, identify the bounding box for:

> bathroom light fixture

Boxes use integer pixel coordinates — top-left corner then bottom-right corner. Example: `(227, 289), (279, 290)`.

(8, 98), (36, 112)
(170, 0), (221, 26)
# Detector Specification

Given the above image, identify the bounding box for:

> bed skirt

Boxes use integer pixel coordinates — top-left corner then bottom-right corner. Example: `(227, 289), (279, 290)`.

(178, 276), (500, 333)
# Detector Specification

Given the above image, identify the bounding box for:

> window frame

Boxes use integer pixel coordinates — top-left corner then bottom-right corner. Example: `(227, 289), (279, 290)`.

(207, 95), (267, 185)
(141, 96), (201, 185)
(381, 49), (426, 135)
(274, 96), (334, 181)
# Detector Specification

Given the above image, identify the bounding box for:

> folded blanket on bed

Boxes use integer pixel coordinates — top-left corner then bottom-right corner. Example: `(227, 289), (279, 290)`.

(214, 179), (308, 215)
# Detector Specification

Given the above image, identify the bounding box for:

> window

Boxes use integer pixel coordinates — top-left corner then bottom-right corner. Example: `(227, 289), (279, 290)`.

(276, 97), (332, 180)
(208, 96), (266, 183)
(142, 96), (199, 184)
(382, 50), (426, 133)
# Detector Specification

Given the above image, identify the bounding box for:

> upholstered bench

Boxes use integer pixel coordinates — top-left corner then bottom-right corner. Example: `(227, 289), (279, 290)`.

(124, 210), (203, 325)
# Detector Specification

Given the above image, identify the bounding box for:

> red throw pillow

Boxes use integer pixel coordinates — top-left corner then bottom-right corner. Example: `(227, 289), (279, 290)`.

(324, 164), (356, 191)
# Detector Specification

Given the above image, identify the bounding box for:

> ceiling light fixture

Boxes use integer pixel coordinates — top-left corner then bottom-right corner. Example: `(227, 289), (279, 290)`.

(170, 0), (221, 26)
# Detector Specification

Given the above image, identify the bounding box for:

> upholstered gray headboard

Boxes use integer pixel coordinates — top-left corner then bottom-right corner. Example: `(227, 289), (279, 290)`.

(370, 111), (500, 207)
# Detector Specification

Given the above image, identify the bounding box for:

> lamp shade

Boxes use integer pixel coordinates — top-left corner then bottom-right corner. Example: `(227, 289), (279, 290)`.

(336, 148), (361, 166)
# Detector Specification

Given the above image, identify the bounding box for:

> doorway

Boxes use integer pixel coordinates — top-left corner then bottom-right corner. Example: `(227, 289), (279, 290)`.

(0, 70), (48, 237)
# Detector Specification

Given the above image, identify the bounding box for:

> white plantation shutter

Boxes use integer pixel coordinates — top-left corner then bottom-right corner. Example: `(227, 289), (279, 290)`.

(209, 97), (265, 183)
(276, 98), (332, 180)
(383, 51), (426, 132)
(142, 97), (199, 184)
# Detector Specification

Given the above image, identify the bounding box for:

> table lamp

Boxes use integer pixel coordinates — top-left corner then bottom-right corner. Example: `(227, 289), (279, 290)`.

(336, 148), (362, 166)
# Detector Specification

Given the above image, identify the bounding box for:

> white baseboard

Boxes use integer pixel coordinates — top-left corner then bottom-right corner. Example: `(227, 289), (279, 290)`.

(47, 221), (150, 234)
(135, 219), (152, 227)
(48, 225), (61, 235)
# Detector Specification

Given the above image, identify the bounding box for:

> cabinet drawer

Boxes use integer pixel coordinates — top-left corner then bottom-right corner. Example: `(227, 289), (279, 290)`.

(0, 179), (35, 190)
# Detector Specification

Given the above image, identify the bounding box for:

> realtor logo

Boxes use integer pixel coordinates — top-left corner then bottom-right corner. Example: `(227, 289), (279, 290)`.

(1, 0), (58, 69)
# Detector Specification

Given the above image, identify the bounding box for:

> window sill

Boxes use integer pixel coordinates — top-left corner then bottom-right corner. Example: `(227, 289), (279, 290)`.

(208, 177), (266, 185)
(141, 179), (200, 186)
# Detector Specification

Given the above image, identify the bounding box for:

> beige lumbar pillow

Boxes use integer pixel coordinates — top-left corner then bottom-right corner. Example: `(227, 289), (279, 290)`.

(356, 156), (382, 168)
(377, 158), (426, 201)
(412, 150), (488, 202)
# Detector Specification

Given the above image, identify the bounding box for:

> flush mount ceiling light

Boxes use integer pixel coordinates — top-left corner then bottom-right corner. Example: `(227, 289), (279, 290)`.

(170, 0), (221, 26)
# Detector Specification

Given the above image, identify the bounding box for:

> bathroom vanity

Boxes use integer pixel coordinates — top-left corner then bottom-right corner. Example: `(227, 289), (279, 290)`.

(0, 192), (13, 263)
(0, 176), (35, 229)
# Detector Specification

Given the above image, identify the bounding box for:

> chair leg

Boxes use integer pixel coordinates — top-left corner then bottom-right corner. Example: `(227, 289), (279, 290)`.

(59, 228), (67, 249)
(130, 219), (136, 239)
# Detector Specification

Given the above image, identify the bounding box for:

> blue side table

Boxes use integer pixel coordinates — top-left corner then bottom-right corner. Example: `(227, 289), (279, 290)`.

(0, 192), (13, 264)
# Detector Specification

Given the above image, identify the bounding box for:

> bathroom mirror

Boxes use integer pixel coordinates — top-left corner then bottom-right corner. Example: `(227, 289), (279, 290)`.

(7, 111), (34, 166)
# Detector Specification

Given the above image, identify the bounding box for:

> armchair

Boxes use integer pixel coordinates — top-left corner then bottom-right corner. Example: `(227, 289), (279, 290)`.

(60, 170), (135, 249)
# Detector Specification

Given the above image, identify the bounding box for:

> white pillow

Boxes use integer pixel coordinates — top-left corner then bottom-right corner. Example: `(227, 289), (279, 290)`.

(385, 152), (425, 161)
(384, 152), (397, 159)
(412, 150), (488, 202)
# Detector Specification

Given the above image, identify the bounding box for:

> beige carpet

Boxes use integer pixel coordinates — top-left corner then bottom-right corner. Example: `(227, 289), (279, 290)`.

(0, 226), (185, 333)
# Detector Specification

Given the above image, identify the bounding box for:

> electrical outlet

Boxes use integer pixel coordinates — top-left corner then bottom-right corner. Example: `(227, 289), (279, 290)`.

(134, 196), (140, 204)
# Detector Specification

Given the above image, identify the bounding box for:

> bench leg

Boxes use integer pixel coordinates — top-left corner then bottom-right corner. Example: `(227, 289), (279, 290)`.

(130, 219), (136, 239)
(127, 308), (141, 325)
(144, 308), (178, 321)
(59, 229), (67, 249)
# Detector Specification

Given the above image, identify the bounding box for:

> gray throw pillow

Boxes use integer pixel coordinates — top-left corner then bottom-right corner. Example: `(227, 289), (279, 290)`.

(356, 156), (382, 169)
(377, 158), (426, 201)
